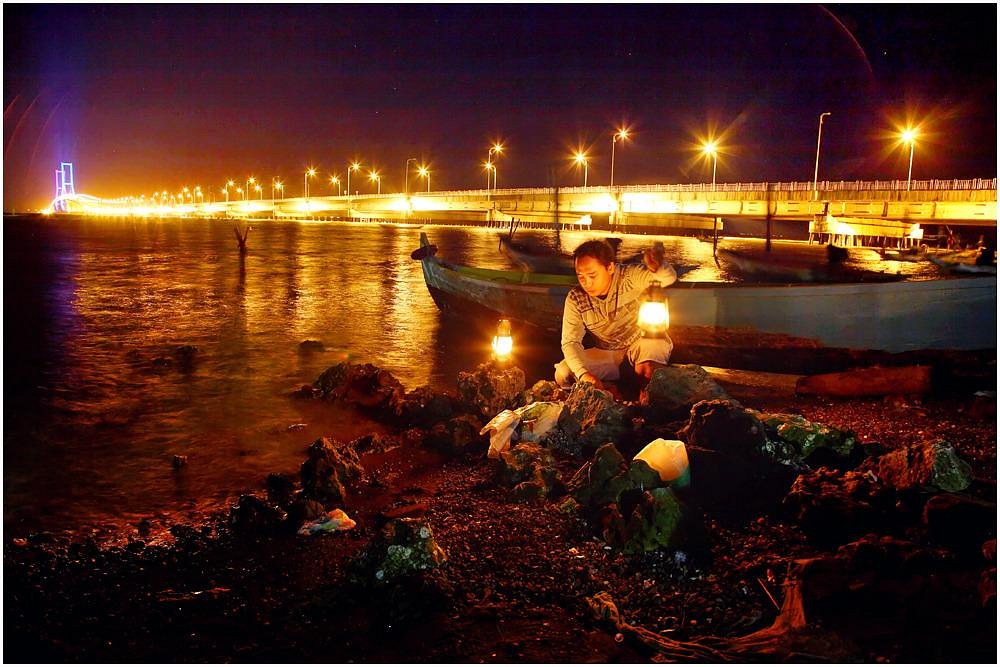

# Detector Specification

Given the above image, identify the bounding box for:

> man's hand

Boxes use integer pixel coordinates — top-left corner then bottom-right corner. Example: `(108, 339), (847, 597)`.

(643, 241), (665, 272)
(579, 372), (605, 390)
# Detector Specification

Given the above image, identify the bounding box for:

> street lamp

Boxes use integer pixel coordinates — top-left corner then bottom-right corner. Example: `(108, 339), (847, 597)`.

(275, 182), (284, 199)
(418, 165), (430, 192)
(610, 128), (629, 188)
(347, 162), (363, 207)
(255, 184), (262, 200)
(900, 128), (918, 191)
(404, 157), (417, 195)
(702, 141), (718, 189)
(245, 177), (255, 202)
(304, 168), (316, 198)
(224, 180), (234, 203)
(369, 170), (381, 195)
(813, 112), (831, 199)
(236, 186), (244, 201)
(573, 152), (589, 187)
(487, 142), (503, 193)
(330, 175), (341, 196)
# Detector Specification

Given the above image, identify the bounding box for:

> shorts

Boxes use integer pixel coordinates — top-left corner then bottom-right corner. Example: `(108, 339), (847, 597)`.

(554, 336), (673, 386)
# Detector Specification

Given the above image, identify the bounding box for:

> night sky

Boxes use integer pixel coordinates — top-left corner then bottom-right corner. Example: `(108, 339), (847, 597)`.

(4, 3), (996, 209)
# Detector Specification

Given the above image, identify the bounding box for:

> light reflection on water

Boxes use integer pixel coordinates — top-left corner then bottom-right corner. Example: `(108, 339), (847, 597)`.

(3, 217), (940, 541)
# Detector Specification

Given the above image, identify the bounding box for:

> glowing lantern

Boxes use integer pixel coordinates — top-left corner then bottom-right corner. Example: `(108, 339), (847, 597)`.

(637, 281), (670, 337)
(634, 438), (689, 487)
(491, 319), (513, 361)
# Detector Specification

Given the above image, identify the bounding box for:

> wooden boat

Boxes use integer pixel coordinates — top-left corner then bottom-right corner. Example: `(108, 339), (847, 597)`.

(716, 247), (903, 284)
(417, 233), (996, 373)
(927, 254), (997, 276)
(497, 234), (697, 278)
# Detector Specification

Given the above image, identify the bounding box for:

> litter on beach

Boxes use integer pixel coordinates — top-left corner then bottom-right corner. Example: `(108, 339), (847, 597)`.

(297, 509), (357, 535)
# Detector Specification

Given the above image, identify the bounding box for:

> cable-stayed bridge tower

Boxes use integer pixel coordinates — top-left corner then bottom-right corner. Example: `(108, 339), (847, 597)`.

(54, 162), (75, 212)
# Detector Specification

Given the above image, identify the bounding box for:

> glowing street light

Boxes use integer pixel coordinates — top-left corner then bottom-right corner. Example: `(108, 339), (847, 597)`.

(702, 141), (718, 190)
(610, 128), (629, 188)
(329, 175), (341, 196)
(417, 165), (430, 192)
(899, 128), (918, 191)
(347, 162), (362, 206)
(573, 152), (589, 187)
(487, 143), (503, 192)
(255, 184), (263, 200)
(404, 157), (417, 195)
(812, 112), (831, 199)
(484, 161), (494, 193)
(275, 181), (284, 199)
(245, 177), (255, 202)
(236, 186), (243, 202)
(224, 180), (234, 203)
(369, 170), (381, 195)
(304, 168), (316, 198)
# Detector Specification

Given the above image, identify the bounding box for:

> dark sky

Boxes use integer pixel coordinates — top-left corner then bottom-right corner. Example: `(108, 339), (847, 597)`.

(4, 3), (996, 209)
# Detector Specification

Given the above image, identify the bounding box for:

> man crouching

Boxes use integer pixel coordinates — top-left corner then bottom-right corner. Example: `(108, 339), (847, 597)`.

(555, 239), (677, 390)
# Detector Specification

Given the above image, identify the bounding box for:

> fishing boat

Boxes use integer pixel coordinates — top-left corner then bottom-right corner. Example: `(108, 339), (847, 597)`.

(416, 233), (996, 373)
(927, 254), (997, 276)
(716, 247), (903, 284)
(497, 234), (697, 277)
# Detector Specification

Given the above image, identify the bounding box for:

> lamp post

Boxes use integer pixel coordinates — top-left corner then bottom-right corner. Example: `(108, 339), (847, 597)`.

(236, 187), (243, 202)
(487, 143), (503, 194)
(900, 129), (918, 191)
(347, 162), (362, 206)
(812, 112), (831, 200)
(245, 178), (255, 202)
(330, 175), (341, 196)
(255, 184), (262, 200)
(702, 141), (718, 189)
(418, 165), (430, 192)
(573, 152), (589, 187)
(610, 128), (629, 188)
(304, 168), (316, 198)
(224, 180), (234, 203)
(404, 157), (417, 195)
(369, 170), (381, 195)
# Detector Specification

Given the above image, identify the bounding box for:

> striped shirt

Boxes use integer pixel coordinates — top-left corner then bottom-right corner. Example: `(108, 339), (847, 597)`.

(560, 262), (677, 379)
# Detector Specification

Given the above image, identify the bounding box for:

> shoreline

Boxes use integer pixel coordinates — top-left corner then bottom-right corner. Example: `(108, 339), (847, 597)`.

(5, 361), (996, 662)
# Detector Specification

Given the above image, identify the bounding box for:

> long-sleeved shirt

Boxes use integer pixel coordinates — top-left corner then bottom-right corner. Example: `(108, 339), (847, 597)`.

(560, 261), (677, 379)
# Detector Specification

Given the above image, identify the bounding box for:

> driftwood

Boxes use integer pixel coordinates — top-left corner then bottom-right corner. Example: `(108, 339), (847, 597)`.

(795, 365), (931, 397)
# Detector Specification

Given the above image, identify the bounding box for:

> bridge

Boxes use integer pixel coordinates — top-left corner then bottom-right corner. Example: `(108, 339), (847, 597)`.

(49, 177), (996, 244)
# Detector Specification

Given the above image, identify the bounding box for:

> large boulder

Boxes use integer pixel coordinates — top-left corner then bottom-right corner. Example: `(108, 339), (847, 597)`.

(678, 400), (799, 515)
(922, 493), (997, 555)
(494, 442), (559, 501)
(457, 362), (526, 420)
(566, 443), (661, 509)
(756, 412), (858, 463)
(300, 437), (363, 504)
(621, 487), (685, 554)
(641, 364), (730, 416)
(394, 385), (456, 427)
(228, 494), (287, 536)
(876, 440), (973, 493)
(783, 467), (894, 546)
(315, 362), (406, 415)
(546, 382), (629, 457)
(352, 518), (448, 586)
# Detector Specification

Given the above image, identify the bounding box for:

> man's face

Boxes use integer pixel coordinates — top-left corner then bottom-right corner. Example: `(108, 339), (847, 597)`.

(575, 255), (614, 297)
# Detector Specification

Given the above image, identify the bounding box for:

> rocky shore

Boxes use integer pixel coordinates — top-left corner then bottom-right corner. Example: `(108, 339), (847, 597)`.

(5, 359), (996, 662)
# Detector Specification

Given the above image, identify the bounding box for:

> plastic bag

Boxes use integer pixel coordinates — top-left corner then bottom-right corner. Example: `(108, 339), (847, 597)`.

(297, 508), (357, 535)
(479, 402), (563, 458)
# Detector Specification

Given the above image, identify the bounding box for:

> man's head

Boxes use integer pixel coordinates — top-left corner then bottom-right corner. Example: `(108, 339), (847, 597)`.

(573, 240), (616, 297)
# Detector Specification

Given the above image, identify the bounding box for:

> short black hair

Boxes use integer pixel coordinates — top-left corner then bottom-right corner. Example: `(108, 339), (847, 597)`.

(573, 239), (615, 265)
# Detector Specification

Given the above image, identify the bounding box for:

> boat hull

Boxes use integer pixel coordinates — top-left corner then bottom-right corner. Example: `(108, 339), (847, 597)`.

(418, 234), (997, 373)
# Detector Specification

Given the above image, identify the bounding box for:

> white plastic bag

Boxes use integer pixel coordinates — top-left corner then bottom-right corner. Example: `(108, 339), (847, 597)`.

(479, 402), (563, 458)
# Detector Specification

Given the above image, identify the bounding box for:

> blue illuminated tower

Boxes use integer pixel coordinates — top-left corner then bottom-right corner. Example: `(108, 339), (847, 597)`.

(54, 162), (75, 211)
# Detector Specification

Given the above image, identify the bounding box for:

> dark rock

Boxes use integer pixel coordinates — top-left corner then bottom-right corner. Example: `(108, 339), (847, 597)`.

(641, 364), (730, 416)
(394, 385), (456, 427)
(265, 472), (296, 507)
(315, 362), (406, 414)
(352, 517), (448, 586)
(546, 382), (628, 456)
(621, 488), (685, 554)
(227, 495), (286, 536)
(292, 384), (320, 399)
(876, 439), (973, 492)
(783, 468), (892, 547)
(677, 399), (770, 458)
(494, 442), (559, 501)
(172, 454), (188, 468)
(922, 493), (996, 555)
(980, 567), (996, 608)
(457, 362), (526, 420)
(136, 519), (152, 537)
(444, 414), (485, 453)
(287, 498), (327, 526)
(984, 538), (997, 561)
(349, 432), (402, 454)
(522, 379), (566, 405)
(298, 339), (325, 353)
(567, 444), (661, 508)
(378, 502), (430, 523)
(756, 411), (858, 463)
(300, 437), (363, 504)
